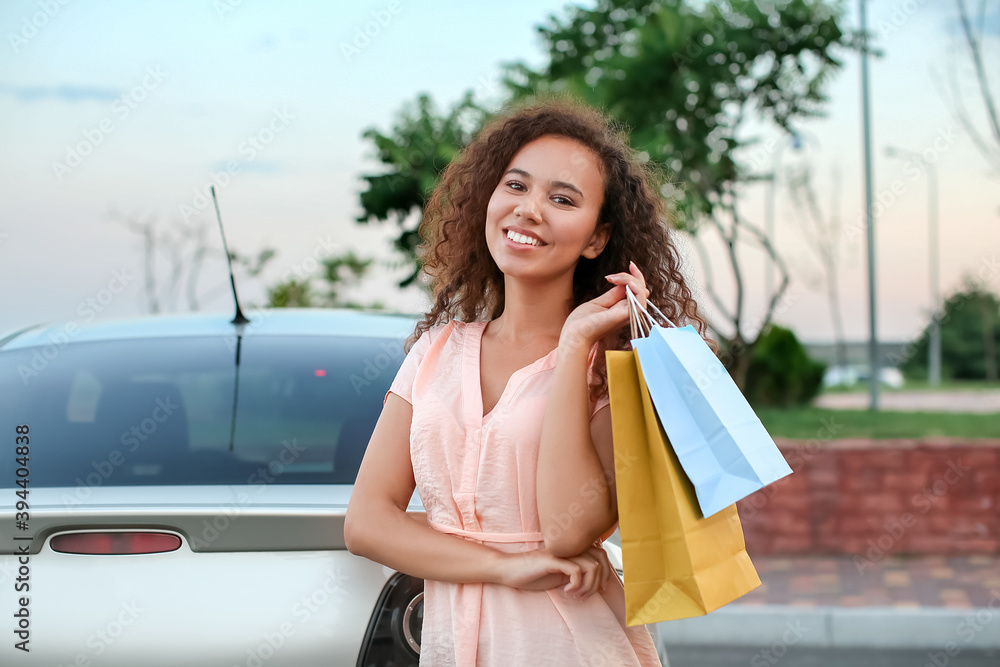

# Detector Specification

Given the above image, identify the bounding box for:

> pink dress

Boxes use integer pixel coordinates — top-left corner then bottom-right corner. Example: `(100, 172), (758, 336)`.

(384, 319), (662, 666)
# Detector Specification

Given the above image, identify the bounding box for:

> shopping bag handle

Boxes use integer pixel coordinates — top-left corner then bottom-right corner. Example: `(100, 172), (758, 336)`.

(626, 284), (677, 341)
(627, 285), (651, 340)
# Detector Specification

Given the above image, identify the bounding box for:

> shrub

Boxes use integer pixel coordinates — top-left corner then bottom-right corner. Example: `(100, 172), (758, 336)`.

(744, 324), (826, 407)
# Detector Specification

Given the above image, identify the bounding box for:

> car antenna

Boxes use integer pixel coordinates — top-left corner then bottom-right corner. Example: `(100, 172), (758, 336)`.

(210, 185), (250, 326)
(211, 185), (248, 452)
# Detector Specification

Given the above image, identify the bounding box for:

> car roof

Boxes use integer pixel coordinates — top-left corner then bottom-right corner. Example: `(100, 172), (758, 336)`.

(1, 308), (423, 351)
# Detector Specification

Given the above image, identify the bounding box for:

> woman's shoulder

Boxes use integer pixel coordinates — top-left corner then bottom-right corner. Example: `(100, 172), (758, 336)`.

(428, 319), (482, 335)
(414, 318), (470, 350)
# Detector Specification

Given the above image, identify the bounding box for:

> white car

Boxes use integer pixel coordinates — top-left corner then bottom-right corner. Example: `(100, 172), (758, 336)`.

(0, 308), (626, 666)
(822, 364), (905, 389)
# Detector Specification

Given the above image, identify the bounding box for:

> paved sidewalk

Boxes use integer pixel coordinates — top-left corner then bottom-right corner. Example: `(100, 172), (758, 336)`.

(654, 555), (1000, 651)
(739, 555), (1000, 608)
(814, 389), (1000, 413)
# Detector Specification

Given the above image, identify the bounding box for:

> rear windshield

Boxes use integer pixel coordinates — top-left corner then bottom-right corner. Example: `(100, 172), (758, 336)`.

(0, 333), (404, 487)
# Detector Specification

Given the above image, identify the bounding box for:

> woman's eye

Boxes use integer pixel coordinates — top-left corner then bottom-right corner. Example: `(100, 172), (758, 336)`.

(506, 181), (526, 191)
(552, 195), (574, 206)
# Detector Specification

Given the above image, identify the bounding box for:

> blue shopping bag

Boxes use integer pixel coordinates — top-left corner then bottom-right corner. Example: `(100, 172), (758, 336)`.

(625, 287), (793, 518)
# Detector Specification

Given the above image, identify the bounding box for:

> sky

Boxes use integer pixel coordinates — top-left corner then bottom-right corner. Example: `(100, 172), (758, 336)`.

(0, 0), (997, 347)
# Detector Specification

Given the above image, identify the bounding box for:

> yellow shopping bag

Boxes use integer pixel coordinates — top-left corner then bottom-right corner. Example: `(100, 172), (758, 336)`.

(606, 349), (761, 626)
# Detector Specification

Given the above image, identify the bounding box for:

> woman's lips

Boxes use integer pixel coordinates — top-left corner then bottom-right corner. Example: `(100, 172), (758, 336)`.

(503, 230), (546, 250)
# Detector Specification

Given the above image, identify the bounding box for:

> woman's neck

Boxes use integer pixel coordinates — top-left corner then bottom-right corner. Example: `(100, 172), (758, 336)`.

(488, 272), (575, 347)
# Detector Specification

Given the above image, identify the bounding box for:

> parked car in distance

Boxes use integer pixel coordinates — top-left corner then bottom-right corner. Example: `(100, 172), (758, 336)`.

(822, 364), (905, 389)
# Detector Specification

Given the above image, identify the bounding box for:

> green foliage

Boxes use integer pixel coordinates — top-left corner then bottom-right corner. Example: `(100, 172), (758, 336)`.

(267, 250), (384, 310)
(744, 323), (826, 407)
(355, 92), (491, 288)
(268, 279), (313, 308)
(900, 280), (1000, 381)
(229, 248), (277, 277)
(352, 1), (856, 284)
(502, 0), (859, 229)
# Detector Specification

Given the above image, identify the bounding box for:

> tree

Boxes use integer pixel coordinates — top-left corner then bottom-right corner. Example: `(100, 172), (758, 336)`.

(265, 250), (384, 310)
(268, 279), (313, 308)
(936, 0), (1000, 174)
(350, 1), (858, 387)
(355, 92), (491, 289)
(900, 279), (1000, 382)
(500, 0), (860, 387)
(785, 161), (848, 368)
(110, 209), (277, 313)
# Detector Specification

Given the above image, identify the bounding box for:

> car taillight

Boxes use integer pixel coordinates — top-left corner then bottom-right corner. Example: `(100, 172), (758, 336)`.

(50, 532), (182, 555)
(357, 572), (423, 667)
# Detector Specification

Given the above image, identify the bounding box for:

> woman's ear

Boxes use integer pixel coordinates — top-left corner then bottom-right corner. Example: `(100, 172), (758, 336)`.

(582, 222), (611, 260)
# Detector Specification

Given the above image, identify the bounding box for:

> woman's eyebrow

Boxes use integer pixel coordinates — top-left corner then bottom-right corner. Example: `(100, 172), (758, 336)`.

(503, 168), (585, 200)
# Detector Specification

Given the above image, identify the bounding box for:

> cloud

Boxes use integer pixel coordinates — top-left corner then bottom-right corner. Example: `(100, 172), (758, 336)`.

(0, 84), (120, 103)
(248, 33), (278, 53)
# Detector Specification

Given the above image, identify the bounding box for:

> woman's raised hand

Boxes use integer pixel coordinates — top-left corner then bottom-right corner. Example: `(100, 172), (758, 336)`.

(559, 260), (650, 352)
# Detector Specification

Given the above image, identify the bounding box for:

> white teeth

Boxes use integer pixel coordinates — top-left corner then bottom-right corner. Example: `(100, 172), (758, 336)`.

(506, 229), (542, 246)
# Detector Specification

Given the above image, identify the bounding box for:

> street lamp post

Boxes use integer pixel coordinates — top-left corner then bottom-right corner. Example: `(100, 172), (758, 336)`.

(885, 146), (942, 386)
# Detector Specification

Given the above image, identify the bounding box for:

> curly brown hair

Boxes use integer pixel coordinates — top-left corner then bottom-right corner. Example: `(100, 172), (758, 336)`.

(404, 94), (710, 403)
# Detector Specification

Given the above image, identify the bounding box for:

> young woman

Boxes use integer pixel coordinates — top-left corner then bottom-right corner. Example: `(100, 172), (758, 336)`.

(345, 97), (707, 666)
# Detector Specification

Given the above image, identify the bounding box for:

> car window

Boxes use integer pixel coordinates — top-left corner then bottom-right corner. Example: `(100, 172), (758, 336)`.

(0, 333), (404, 488)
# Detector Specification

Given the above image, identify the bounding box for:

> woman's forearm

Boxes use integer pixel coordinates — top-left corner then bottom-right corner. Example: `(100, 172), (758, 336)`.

(346, 502), (508, 585)
(536, 340), (615, 558)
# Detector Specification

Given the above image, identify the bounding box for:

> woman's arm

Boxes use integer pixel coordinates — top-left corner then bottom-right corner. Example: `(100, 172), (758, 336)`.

(347, 392), (598, 595)
(537, 263), (648, 557)
(536, 339), (618, 558)
(345, 392), (511, 584)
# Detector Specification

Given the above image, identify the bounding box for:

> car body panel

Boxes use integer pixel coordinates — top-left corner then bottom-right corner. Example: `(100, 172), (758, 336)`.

(0, 485), (425, 666)
(1, 543), (391, 666)
(0, 486), (424, 555)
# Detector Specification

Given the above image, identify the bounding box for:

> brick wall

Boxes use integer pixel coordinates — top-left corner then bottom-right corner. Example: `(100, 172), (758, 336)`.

(737, 439), (1000, 557)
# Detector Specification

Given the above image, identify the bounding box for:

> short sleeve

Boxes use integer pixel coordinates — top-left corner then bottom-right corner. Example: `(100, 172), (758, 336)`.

(384, 328), (433, 406)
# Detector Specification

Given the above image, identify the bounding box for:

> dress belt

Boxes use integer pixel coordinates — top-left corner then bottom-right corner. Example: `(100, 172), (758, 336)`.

(427, 520), (545, 543)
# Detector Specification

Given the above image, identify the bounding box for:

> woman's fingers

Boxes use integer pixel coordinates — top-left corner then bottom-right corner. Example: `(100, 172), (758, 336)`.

(606, 269), (649, 309)
(523, 548), (615, 601)
(587, 546), (613, 594)
(573, 559), (597, 597)
(629, 260), (644, 282)
(563, 566), (582, 596)
(562, 551), (608, 601)
(593, 282), (626, 307)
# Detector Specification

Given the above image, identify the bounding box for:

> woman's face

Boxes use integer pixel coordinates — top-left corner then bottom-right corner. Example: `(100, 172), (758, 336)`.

(485, 134), (608, 281)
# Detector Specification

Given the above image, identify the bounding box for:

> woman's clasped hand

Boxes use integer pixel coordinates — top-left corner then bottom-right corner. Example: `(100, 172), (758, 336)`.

(497, 544), (615, 601)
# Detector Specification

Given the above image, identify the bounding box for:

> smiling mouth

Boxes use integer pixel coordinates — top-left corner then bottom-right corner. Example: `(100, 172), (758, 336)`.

(504, 228), (545, 247)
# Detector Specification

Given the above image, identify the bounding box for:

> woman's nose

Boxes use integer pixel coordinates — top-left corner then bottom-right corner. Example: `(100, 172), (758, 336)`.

(514, 193), (542, 221)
